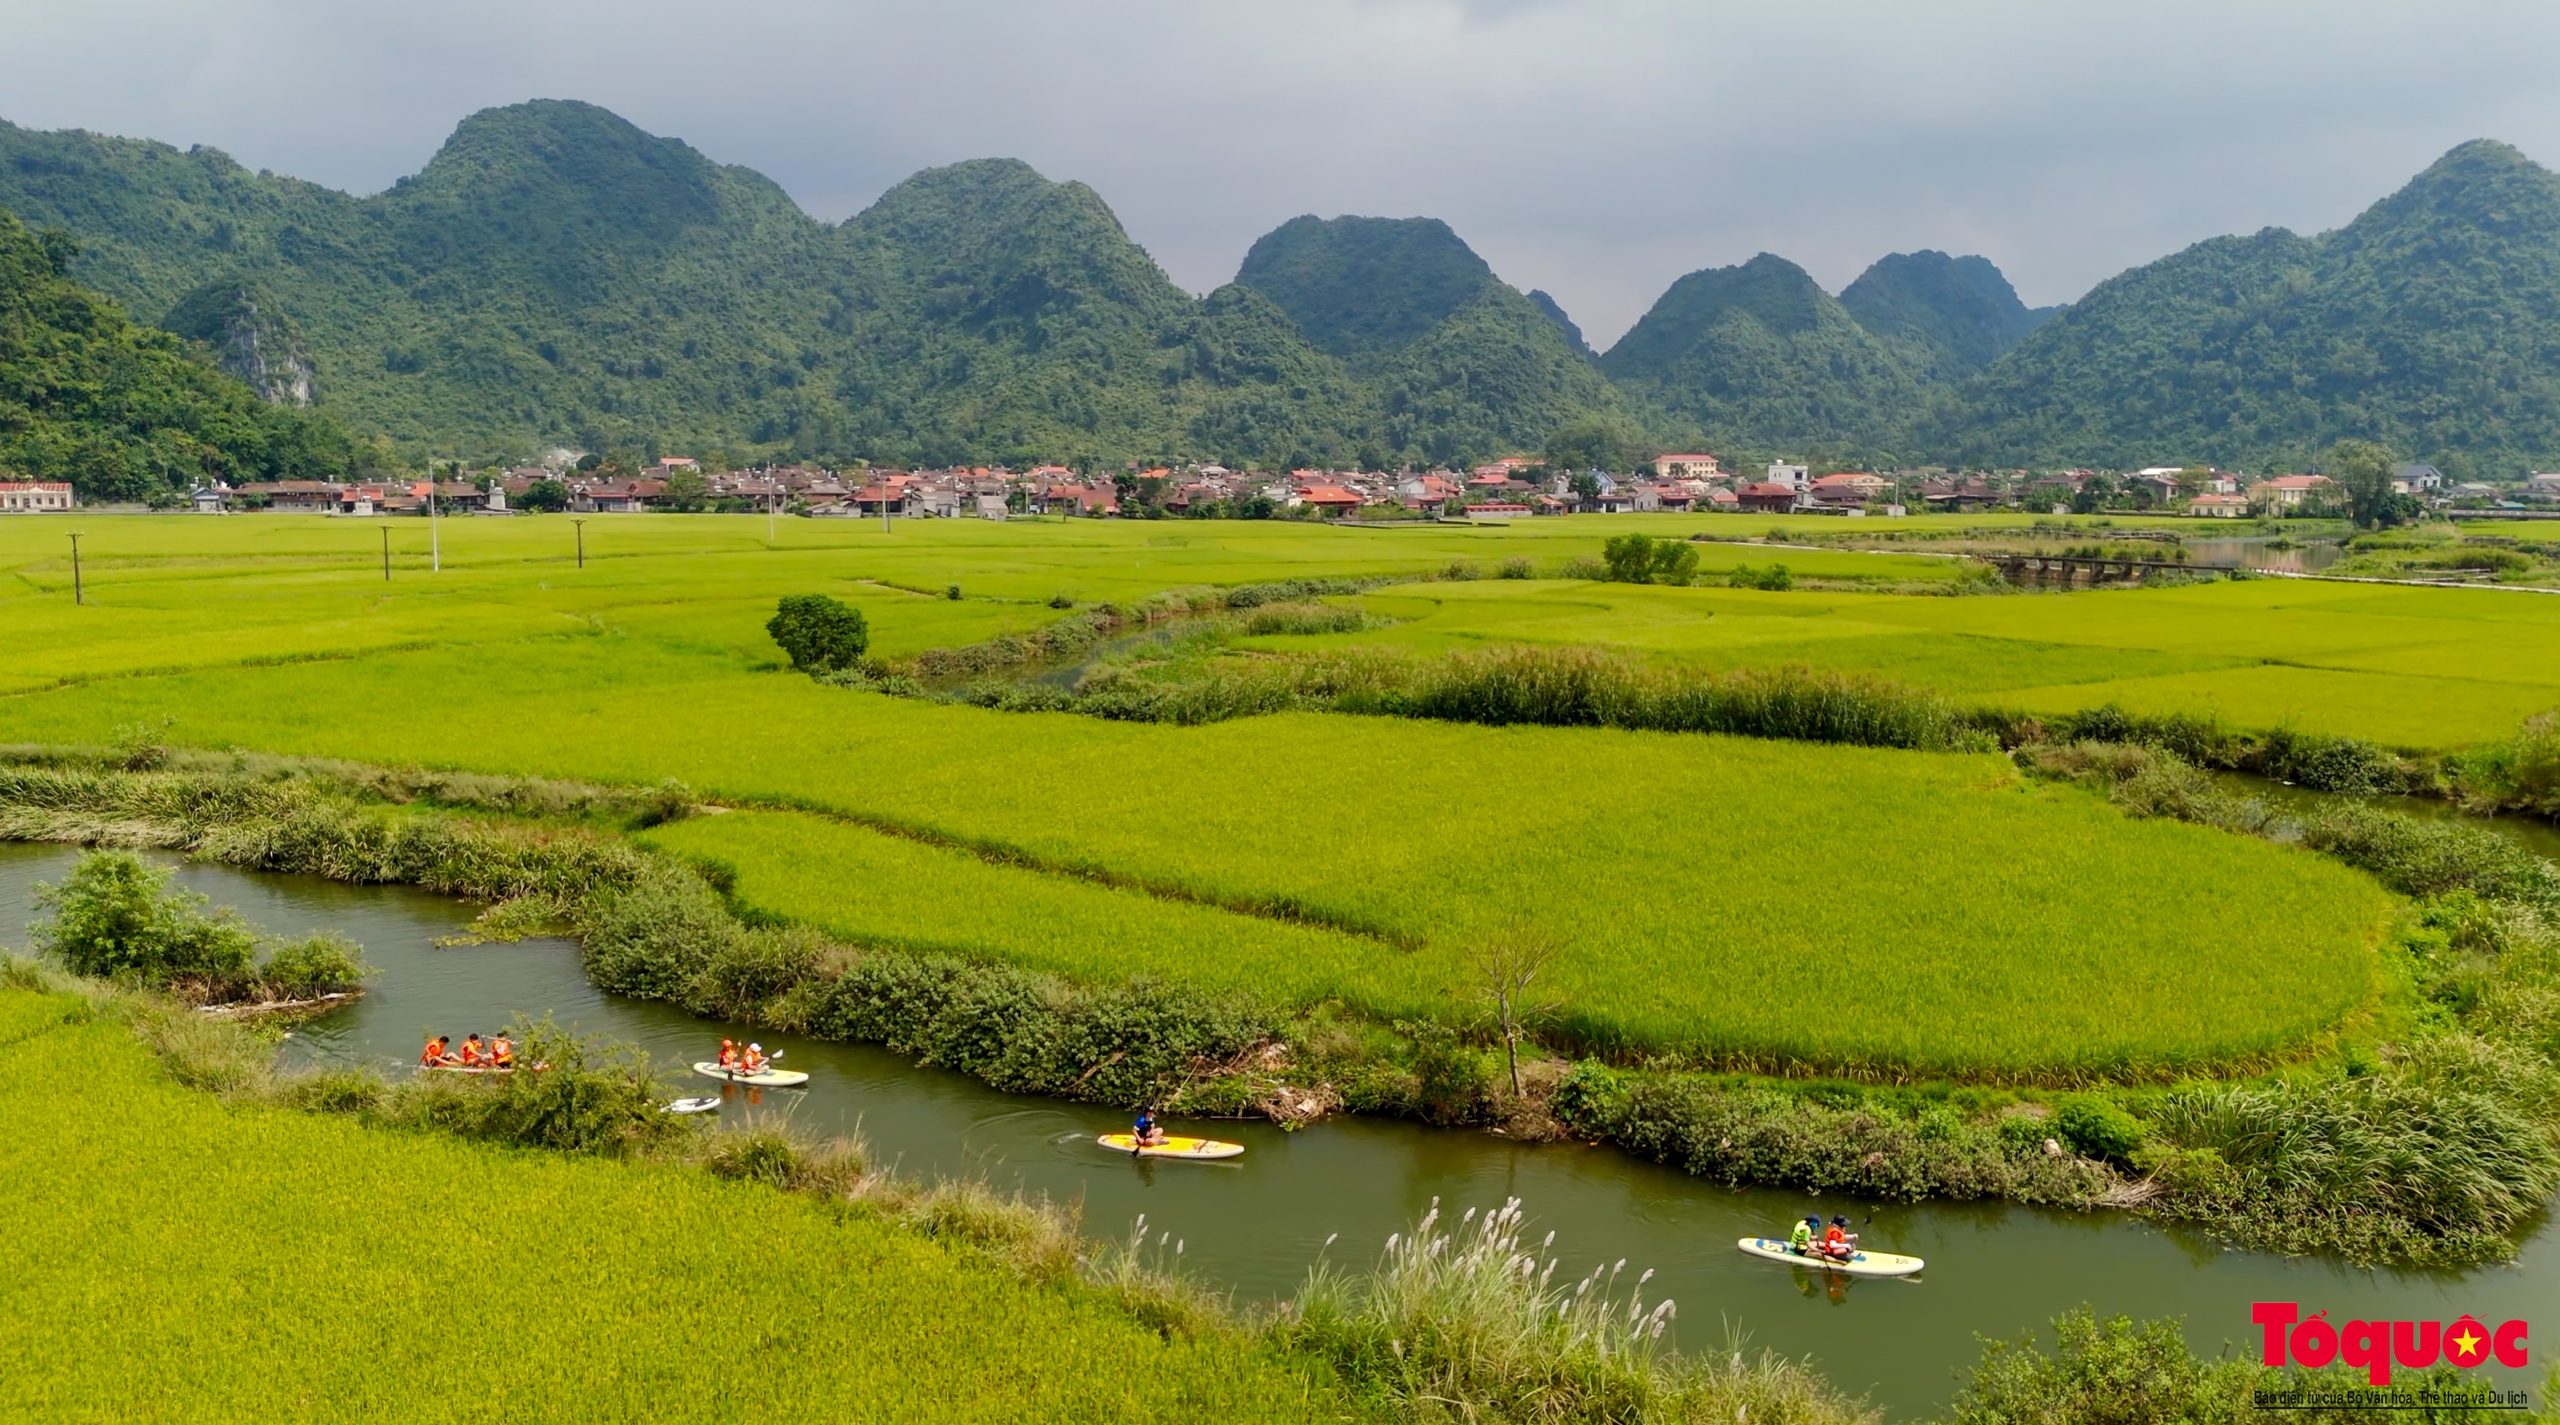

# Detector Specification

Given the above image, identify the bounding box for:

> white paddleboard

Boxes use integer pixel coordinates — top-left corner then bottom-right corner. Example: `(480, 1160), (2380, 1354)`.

(664, 1096), (723, 1114)
(1737, 1237), (1923, 1278)
(692, 1061), (809, 1087)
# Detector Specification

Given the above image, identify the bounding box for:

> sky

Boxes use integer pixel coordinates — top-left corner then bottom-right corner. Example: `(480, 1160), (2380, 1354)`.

(8, 0), (2560, 347)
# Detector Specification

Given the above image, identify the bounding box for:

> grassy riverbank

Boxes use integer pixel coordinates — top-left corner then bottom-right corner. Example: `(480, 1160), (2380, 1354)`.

(0, 988), (1353, 1423)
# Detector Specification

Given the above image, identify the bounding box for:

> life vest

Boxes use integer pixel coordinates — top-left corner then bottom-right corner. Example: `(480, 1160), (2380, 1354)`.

(1788, 1222), (1813, 1251)
(491, 1040), (514, 1067)
(459, 1038), (483, 1065)
(421, 1039), (445, 1065)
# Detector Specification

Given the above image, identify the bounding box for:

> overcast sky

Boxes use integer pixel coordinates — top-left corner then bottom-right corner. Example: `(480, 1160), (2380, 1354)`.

(9, 0), (2560, 346)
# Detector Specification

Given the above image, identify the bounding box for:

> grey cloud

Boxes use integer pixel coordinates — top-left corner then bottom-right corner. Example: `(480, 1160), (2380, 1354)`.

(5, 0), (2559, 344)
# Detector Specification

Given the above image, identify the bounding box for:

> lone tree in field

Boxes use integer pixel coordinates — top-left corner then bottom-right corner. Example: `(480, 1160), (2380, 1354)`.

(1471, 927), (1562, 1099)
(767, 594), (869, 673)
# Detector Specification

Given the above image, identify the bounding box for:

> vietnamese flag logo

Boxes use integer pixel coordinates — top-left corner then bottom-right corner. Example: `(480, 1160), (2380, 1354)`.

(2446, 1315), (2491, 1368)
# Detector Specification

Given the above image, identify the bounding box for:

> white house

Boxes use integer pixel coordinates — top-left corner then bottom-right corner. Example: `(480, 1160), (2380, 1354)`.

(1765, 461), (1810, 495)
(0, 480), (74, 513)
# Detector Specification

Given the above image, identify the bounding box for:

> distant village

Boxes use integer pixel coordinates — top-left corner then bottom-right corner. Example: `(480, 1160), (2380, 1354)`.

(7, 453), (2560, 519)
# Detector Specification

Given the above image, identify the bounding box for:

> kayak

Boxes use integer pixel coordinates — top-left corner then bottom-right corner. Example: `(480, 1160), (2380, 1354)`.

(692, 1061), (809, 1087)
(1737, 1237), (1924, 1278)
(663, 1096), (723, 1114)
(1096, 1133), (1245, 1161)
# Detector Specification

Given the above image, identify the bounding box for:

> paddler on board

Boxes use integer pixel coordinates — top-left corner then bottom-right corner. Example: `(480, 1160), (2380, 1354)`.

(420, 1034), (456, 1068)
(1131, 1105), (1169, 1149)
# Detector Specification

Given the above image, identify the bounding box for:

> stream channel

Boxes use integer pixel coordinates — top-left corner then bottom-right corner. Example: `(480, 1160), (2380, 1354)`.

(2, 838), (2547, 1417)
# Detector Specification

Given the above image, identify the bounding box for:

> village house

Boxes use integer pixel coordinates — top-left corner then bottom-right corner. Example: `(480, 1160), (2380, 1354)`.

(2248, 473), (2337, 511)
(1919, 478), (2000, 512)
(1736, 481), (1801, 514)
(1466, 502), (1531, 520)
(232, 480), (339, 513)
(0, 480), (76, 513)
(1807, 472), (1890, 509)
(1294, 484), (1364, 517)
(1764, 461), (1811, 495)
(2395, 464), (2447, 496)
(1653, 453), (1721, 481)
(576, 479), (667, 513)
(2187, 493), (2251, 518)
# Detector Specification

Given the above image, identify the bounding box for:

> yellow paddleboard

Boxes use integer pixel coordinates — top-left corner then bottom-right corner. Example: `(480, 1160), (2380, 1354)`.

(1097, 1133), (1245, 1161)
(1737, 1237), (1924, 1278)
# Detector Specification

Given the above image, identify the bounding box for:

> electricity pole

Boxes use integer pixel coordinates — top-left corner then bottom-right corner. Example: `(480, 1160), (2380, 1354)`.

(381, 526), (391, 581)
(573, 518), (586, 568)
(68, 532), (82, 605)
(427, 466), (442, 573)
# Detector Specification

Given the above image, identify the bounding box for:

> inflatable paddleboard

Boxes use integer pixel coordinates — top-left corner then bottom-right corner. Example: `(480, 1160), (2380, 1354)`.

(424, 1063), (513, 1074)
(693, 1061), (809, 1087)
(1737, 1237), (1923, 1278)
(664, 1096), (722, 1114)
(1097, 1133), (1244, 1161)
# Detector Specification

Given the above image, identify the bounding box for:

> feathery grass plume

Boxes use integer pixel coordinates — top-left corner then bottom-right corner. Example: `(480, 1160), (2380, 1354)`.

(1281, 1195), (1871, 1424)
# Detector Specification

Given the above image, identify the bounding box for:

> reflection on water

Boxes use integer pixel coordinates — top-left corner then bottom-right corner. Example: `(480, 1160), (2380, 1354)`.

(2181, 537), (2346, 572)
(2, 840), (2546, 1420)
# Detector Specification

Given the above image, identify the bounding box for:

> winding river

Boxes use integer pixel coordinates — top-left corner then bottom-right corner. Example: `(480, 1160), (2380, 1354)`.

(3, 841), (2546, 1418)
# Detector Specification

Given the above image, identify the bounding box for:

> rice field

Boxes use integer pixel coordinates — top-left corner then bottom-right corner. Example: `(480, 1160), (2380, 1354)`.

(0, 989), (1346, 1422)
(0, 513), (2421, 1075)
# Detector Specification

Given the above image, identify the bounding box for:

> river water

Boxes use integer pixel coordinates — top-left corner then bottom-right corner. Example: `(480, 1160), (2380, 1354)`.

(2, 841), (2546, 1418)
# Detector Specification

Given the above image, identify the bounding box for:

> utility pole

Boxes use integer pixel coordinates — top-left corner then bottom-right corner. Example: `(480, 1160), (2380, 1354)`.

(573, 518), (586, 569)
(68, 532), (82, 605)
(882, 480), (892, 535)
(381, 526), (391, 581)
(427, 465), (443, 573)
(767, 479), (778, 542)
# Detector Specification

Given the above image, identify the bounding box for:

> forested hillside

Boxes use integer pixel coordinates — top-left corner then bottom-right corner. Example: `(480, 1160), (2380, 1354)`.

(0, 207), (353, 498)
(1232, 215), (1634, 464)
(1946, 140), (2560, 475)
(11, 99), (2560, 476)
(1599, 253), (1927, 458)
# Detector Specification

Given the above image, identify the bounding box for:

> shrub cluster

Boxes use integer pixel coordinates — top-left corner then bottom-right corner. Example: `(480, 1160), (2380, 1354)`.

(29, 850), (372, 1004)
(1556, 1066), (2108, 1206)
(578, 867), (1276, 1108)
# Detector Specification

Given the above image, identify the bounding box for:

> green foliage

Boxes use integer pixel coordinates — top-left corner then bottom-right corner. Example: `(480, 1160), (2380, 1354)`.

(1953, 140), (2560, 471)
(1935, 1310), (2512, 1425)
(256, 931), (372, 997)
(1837, 249), (2053, 383)
(1601, 253), (1926, 459)
(2052, 1094), (2145, 1165)
(1600, 533), (1699, 584)
(1728, 562), (1794, 591)
(515, 477), (568, 511)
(29, 850), (256, 987)
(0, 207), (353, 499)
(766, 593), (870, 673)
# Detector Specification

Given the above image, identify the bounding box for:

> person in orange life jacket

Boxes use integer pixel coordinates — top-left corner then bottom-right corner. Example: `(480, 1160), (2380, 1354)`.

(420, 1034), (452, 1067)
(490, 1034), (514, 1070)
(1821, 1216), (1857, 1259)
(458, 1034), (486, 1068)
(741, 1043), (767, 1075)
(717, 1039), (740, 1072)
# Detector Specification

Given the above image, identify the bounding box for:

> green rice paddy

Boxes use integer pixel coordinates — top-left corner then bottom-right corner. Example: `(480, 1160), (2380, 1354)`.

(0, 990), (1344, 1422)
(0, 513), (2434, 1076)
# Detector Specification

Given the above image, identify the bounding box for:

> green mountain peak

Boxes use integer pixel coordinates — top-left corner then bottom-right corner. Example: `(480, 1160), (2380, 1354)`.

(1233, 215), (1498, 357)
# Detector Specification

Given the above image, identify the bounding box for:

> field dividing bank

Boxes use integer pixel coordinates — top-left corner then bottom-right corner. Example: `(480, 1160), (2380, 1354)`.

(0, 991), (1348, 1423)
(0, 635), (2393, 1078)
(1327, 577), (2560, 747)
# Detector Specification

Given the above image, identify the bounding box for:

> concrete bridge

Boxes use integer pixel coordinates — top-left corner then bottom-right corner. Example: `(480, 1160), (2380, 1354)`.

(1989, 553), (2243, 587)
